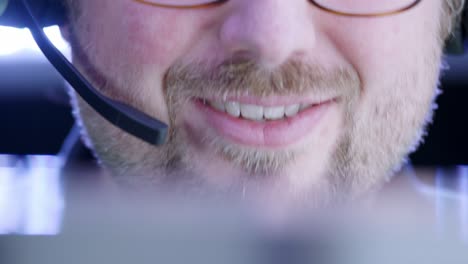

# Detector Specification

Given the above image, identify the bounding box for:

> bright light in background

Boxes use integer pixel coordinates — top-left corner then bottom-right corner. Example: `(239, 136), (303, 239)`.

(0, 25), (69, 56)
(0, 155), (64, 234)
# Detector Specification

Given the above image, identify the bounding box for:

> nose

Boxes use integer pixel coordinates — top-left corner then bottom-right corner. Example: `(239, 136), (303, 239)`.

(218, 0), (316, 67)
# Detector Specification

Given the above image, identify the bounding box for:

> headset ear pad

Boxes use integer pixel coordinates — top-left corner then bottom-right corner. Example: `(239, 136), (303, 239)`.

(34, 0), (67, 26)
(0, 0), (66, 27)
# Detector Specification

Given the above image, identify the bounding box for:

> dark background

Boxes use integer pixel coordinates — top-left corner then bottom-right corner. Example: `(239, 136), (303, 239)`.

(0, 50), (467, 166)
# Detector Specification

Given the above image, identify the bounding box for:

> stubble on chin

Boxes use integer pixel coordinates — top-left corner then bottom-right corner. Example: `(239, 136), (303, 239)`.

(66, 8), (446, 206)
(164, 60), (360, 177)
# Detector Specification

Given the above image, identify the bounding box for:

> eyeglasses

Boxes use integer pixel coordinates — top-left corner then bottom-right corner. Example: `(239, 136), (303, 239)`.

(133, 0), (422, 17)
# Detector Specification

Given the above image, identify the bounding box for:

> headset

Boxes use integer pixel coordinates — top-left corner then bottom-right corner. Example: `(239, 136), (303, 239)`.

(0, 0), (168, 146)
(0, 0), (467, 146)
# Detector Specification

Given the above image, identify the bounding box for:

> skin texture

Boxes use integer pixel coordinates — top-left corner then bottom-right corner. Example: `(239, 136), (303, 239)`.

(62, 0), (449, 208)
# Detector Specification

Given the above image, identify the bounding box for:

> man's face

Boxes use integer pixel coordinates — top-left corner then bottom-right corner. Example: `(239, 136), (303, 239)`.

(65, 0), (446, 205)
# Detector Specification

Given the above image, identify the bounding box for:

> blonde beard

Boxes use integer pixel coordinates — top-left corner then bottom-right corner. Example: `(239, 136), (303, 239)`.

(65, 6), (446, 207)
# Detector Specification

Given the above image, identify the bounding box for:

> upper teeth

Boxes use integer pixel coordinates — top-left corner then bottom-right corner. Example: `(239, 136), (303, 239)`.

(207, 100), (314, 121)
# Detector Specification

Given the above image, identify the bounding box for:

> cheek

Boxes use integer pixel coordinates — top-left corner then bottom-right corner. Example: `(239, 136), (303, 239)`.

(76, 1), (193, 119)
(332, 21), (420, 76)
(325, 0), (441, 78)
(118, 4), (196, 67)
(82, 1), (190, 68)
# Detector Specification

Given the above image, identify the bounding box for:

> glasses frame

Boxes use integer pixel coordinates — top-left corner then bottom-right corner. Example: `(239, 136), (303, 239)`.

(133, 0), (423, 17)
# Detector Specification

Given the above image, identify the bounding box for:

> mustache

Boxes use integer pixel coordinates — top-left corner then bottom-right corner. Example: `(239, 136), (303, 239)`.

(164, 58), (361, 102)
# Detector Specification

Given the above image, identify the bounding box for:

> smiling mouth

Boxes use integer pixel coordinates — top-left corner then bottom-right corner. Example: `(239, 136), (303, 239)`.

(192, 96), (336, 147)
(201, 99), (319, 122)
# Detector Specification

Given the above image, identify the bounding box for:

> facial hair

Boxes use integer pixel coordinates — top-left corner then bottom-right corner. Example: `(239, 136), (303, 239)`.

(67, 23), (443, 206)
(164, 59), (360, 176)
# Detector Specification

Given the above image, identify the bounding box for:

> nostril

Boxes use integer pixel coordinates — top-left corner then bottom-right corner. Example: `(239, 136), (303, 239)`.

(217, 0), (315, 68)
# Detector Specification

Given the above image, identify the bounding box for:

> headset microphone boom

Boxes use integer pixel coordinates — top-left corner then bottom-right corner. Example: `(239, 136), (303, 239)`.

(0, 0), (467, 145)
(0, 0), (168, 146)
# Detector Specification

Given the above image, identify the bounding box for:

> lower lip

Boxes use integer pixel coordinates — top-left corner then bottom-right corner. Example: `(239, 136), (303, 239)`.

(193, 99), (334, 148)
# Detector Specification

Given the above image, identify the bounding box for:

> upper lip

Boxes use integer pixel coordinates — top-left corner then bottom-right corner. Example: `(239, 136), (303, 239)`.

(200, 94), (338, 107)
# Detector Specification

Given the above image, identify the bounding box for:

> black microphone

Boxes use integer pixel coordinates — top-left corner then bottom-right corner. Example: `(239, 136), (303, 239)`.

(0, 0), (168, 146)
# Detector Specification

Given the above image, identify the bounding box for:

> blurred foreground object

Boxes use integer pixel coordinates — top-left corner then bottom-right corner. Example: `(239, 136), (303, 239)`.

(0, 166), (468, 264)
